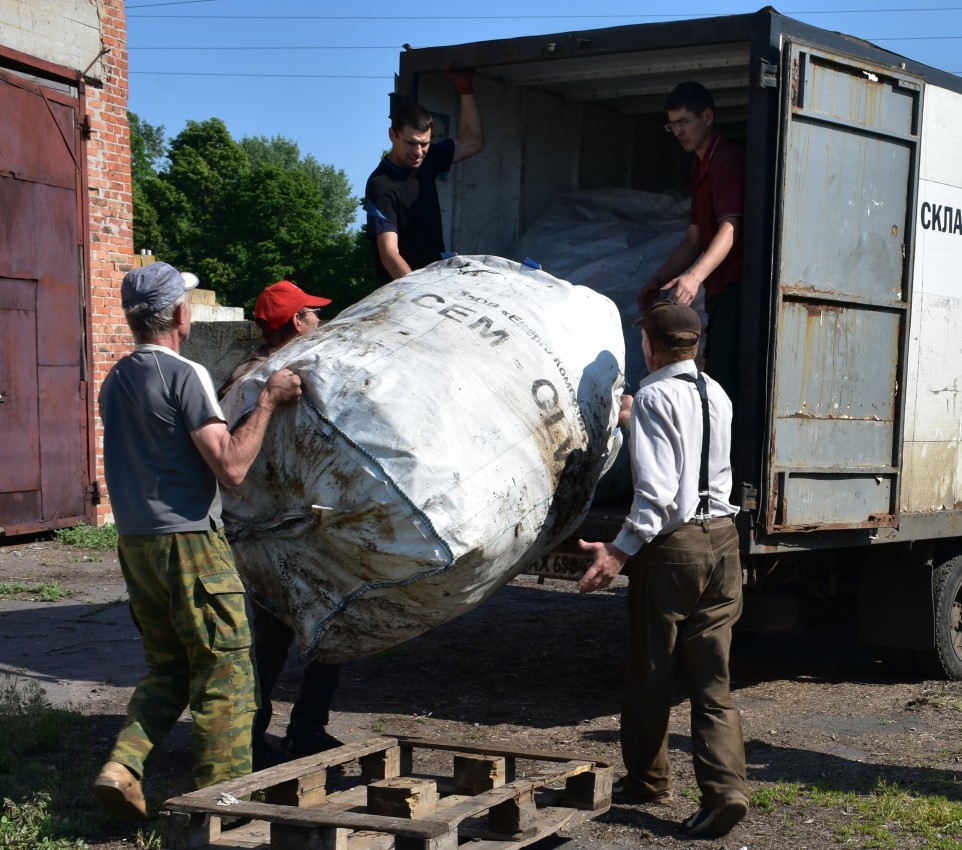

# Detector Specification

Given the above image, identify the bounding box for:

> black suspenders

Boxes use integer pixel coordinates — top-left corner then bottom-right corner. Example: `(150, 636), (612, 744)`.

(674, 372), (711, 521)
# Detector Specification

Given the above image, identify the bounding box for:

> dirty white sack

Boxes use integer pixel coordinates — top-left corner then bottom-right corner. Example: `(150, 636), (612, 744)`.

(511, 188), (697, 506)
(220, 255), (624, 662)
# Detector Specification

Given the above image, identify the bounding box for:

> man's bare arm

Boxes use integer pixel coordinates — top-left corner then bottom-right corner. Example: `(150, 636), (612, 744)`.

(637, 225), (702, 311)
(192, 368), (302, 487)
(664, 216), (740, 306)
(375, 231), (413, 281)
(446, 65), (484, 163)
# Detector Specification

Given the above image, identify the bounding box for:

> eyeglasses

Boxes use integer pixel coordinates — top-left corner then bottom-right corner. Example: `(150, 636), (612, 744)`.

(664, 114), (703, 134)
(298, 308), (323, 320)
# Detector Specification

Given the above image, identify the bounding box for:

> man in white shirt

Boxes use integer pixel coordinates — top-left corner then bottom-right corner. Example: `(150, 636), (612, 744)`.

(577, 300), (748, 839)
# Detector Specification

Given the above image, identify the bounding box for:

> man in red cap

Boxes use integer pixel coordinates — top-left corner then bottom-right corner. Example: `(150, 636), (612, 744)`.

(220, 280), (343, 769)
(220, 280), (331, 395)
(576, 301), (747, 840)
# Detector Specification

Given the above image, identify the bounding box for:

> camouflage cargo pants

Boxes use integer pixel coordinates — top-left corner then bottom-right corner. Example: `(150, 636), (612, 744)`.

(111, 529), (257, 789)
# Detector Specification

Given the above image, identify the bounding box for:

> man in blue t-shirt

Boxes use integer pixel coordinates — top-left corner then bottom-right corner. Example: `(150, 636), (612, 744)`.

(93, 262), (302, 820)
(365, 65), (484, 282)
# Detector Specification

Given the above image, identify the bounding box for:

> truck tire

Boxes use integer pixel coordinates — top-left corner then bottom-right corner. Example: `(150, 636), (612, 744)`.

(915, 556), (962, 680)
(734, 589), (800, 632)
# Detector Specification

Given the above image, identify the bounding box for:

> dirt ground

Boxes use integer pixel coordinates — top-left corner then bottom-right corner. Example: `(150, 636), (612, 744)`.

(2, 536), (962, 850)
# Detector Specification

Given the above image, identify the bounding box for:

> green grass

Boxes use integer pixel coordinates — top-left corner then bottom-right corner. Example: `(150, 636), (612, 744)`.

(0, 677), (105, 846)
(53, 523), (118, 551)
(133, 827), (162, 849)
(759, 777), (962, 849)
(0, 580), (71, 602)
(0, 794), (89, 849)
(0, 677), (184, 847)
(751, 781), (802, 811)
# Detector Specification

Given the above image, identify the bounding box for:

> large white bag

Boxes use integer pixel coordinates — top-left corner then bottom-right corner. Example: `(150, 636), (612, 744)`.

(220, 255), (624, 662)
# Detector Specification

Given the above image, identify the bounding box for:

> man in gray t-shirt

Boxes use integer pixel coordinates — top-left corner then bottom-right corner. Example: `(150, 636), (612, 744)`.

(101, 347), (225, 534)
(93, 262), (302, 820)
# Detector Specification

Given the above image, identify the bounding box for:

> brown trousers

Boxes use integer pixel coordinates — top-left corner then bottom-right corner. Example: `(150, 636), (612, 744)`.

(620, 517), (747, 806)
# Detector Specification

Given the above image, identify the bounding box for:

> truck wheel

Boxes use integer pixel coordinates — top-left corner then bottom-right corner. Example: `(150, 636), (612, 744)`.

(915, 556), (962, 680)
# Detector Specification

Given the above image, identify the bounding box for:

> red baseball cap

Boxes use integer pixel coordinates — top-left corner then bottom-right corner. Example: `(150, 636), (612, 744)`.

(254, 280), (332, 332)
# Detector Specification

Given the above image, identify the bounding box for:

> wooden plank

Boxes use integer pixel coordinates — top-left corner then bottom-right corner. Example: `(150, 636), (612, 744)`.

(564, 766), (614, 811)
(452, 754), (506, 794)
(487, 791), (538, 836)
(158, 737), (611, 850)
(456, 806), (588, 850)
(359, 746), (401, 783)
(163, 800), (449, 839)
(391, 737), (611, 767)
(394, 831), (458, 850)
(166, 738), (397, 808)
(436, 764), (591, 828)
(265, 769), (329, 807)
(159, 810), (219, 849)
(271, 823), (347, 850)
(366, 778), (438, 819)
(344, 831), (393, 850)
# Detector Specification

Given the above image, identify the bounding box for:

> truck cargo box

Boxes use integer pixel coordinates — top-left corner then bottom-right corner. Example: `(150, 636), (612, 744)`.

(391, 9), (962, 678)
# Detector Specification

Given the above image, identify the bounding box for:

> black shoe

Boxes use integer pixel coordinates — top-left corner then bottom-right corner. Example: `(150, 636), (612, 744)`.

(682, 793), (748, 838)
(284, 729), (344, 758)
(252, 740), (288, 772)
(611, 777), (673, 805)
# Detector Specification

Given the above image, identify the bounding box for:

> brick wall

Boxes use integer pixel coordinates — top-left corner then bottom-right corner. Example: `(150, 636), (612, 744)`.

(88, 0), (133, 525)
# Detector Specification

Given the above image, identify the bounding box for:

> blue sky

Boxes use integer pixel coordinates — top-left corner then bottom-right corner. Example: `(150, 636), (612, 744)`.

(126, 1), (962, 226)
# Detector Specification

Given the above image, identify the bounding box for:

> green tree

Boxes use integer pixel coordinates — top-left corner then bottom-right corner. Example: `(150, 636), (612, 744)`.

(128, 112), (168, 256)
(240, 135), (357, 232)
(129, 119), (379, 312)
(128, 112), (166, 185)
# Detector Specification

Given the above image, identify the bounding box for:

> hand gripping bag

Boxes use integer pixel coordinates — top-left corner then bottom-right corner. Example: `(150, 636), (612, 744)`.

(220, 255), (625, 662)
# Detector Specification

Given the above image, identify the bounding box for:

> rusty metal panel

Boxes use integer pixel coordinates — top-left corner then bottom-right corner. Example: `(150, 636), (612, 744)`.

(0, 70), (77, 189)
(0, 278), (40, 494)
(772, 303), (899, 468)
(38, 365), (85, 521)
(0, 68), (87, 535)
(765, 43), (921, 533)
(776, 473), (895, 528)
(778, 124), (911, 301)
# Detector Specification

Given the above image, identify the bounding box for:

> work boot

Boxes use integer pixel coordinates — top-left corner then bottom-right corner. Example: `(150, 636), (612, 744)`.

(284, 726), (344, 758)
(93, 761), (148, 820)
(611, 777), (673, 806)
(252, 738), (288, 772)
(682, 792), (749, 838)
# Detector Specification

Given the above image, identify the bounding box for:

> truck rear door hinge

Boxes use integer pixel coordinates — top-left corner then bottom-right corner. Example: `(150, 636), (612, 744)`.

(739, 483), (758, 511)
(756, 59), (778, 89)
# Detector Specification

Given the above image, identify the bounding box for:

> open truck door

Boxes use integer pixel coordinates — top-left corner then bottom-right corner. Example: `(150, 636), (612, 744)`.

(763, 43), (922, 535)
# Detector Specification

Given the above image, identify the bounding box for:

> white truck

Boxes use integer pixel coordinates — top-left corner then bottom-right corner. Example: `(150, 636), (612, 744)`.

(392, 8), (962, 678)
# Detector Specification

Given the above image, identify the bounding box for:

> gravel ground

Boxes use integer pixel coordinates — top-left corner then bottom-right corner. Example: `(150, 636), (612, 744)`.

(2, 537), (961, 850)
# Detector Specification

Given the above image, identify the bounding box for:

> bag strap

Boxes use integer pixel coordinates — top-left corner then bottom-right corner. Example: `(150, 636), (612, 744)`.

(674, 372), (710, 519)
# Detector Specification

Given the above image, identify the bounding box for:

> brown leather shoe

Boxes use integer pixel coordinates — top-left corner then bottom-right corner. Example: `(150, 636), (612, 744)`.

(93, 761), (148, 820)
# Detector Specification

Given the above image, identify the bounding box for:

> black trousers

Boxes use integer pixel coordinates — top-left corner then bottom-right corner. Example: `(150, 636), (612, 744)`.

(251, 603), (341, 749)
(704, 284), (741, 407)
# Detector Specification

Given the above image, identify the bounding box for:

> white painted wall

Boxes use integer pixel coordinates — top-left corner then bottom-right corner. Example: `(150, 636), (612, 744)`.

(0, 0), (105, 79)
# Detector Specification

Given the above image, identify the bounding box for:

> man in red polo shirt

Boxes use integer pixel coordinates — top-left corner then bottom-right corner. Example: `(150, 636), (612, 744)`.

(637, 81), (745, 401)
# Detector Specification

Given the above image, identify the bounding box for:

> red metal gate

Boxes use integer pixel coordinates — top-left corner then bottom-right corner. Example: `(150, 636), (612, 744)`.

(0, 60), (91, 536)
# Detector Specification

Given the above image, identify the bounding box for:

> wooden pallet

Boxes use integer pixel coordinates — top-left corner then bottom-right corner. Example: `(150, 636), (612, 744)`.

(159, 735), (613, 850)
